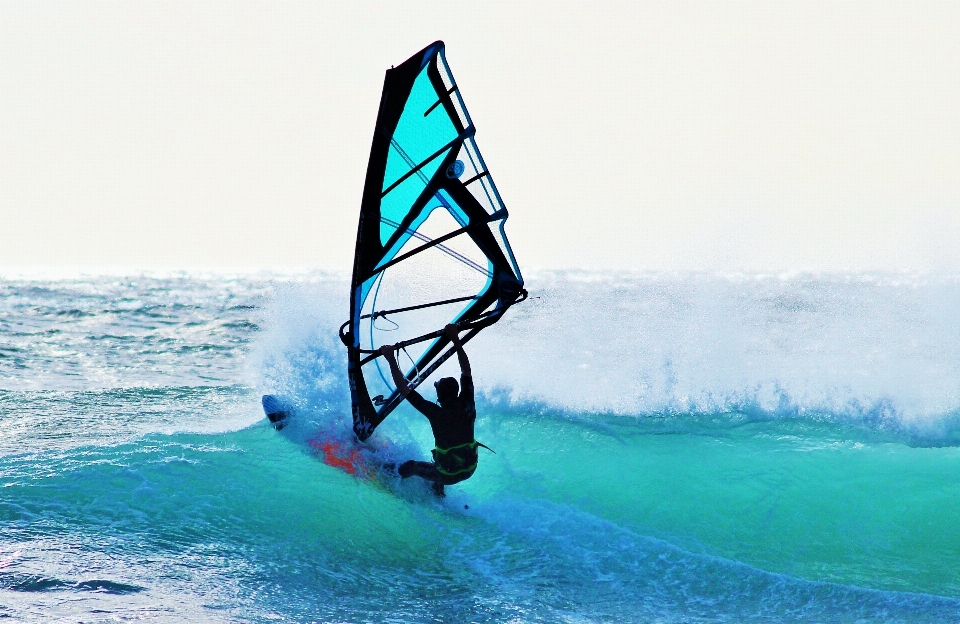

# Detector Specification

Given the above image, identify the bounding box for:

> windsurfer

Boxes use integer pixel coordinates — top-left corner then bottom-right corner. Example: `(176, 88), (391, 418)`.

(379, 324), (479, 497)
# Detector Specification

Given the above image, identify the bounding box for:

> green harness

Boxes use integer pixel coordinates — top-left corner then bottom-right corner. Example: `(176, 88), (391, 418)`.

(432, 440), (495, 479)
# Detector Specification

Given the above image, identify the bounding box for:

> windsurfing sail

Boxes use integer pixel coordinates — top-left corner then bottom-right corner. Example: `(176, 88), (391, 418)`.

(341, 41), (525, 441)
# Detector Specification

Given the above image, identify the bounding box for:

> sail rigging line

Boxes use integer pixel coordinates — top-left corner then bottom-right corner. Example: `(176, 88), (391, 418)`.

(364, 295), (479, 321)
(401, 345), (422, 385)
(368, 270), (394, 389)
(372, 214), (504, 279)
(339, 294), (479, 349)
(374, 323), (489, 415)
(372, 315), (399, 331)
(353, 288), (528, 366)
(358, 314), (490, 366)
(388, 137), (430, 185)
(376, 217), (491, 277)
(365, 271), (475, 387)
(357, 310), (488, 365)
(380, 125), (475, 198)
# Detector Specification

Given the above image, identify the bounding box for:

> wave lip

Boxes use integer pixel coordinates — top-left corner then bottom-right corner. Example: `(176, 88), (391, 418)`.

(457, 271), (960, 433)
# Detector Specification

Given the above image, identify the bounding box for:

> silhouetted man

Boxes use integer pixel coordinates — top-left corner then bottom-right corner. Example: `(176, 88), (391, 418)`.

(380, 324), (480, 497)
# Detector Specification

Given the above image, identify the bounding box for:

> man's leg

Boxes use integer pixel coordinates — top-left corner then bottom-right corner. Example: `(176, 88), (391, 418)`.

(398, 460), (434, 479)
(398, 460), (446, 497)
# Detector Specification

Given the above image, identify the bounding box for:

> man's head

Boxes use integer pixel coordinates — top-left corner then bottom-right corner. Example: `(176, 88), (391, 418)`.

(434, 377), (459, 405)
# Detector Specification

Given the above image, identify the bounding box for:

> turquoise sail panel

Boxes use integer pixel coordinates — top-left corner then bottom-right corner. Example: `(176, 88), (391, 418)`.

(379, 149), (449, 245)
(382, 66), (459, 191)
(375, 187), (482, 273)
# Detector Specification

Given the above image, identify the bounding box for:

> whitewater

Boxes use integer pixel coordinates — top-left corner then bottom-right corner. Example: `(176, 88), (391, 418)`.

(2, 270), (960, 623)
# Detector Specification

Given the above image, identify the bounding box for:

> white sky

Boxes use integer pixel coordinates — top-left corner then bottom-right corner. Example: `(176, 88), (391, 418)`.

(1, 1), (958, 271)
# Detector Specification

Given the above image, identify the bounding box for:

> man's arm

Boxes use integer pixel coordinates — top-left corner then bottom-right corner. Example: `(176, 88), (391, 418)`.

(379, 344), (438, 420)
(444, 324), (471, 377)
(379, 345), (411, 397)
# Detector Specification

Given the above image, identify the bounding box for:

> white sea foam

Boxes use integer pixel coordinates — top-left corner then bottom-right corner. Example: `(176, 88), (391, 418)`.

(475, 271), (960, 425)
(256, 270), (960, 431)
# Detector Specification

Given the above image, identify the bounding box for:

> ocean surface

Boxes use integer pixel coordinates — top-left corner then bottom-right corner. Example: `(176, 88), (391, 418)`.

(2, 270), (960, 623)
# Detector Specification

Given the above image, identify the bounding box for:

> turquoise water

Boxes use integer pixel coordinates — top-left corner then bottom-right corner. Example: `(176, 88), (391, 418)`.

(2, 271), (960, 622)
